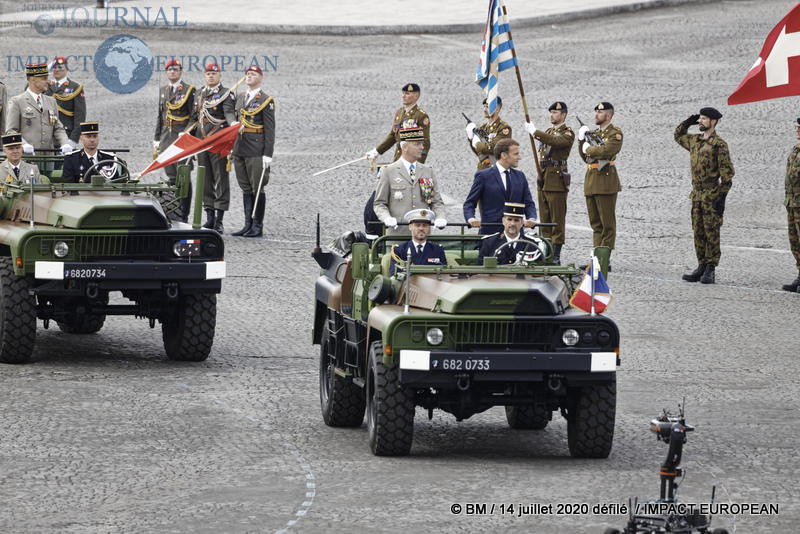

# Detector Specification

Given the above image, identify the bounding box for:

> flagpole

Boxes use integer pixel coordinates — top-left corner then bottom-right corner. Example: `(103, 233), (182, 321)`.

(501, 2), (543, 183)
(590, 256), (596, 317)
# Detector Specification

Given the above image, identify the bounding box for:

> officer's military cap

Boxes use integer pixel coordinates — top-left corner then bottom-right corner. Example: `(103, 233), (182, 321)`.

(204, 63), (220, 72)
(25, 63), (48, 77)
(53, 56), (67, 67)
(549, 101), (567, 112)
(80, 122), (99, 134)
(503, 202), (525, 218)
(1, 133), (22, 147)
(595, 102), (614, 111)
(483, 96), (503, 107)
(795, 118), (800, 127)
(404, 208), (435, 224)
(398, 126), (425, 142)
(699, 107), (722, 120)
(165, 58), (182, 70)
(402, 83), (420, 93)
(245, 65), (263, 75)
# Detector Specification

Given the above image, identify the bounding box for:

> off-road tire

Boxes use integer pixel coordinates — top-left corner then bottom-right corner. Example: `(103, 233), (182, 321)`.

(0, 257), (36, 364)
(367, 341), (415, 456)
(567, 382), (616, 458)
(320, 328), (365, 427)
(157, 189), (184, 222)
(56, 295), (108, 334)
(505, 404), (550, 430)
(162, 294), (216, 361)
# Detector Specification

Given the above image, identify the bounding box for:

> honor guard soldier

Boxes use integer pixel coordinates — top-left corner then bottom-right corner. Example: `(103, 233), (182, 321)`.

(154, 59), (196, 221)
(675, 107), (734, 285)
(373, 126), (446, 236)
(524, 101), (574, 264)
(465, 96), (512, 170)
(46, 56), (86, 147)
(1, 133), (46, 184)
(389, 208), (448, 275)
(577, 102), (623, 267)
(195, 63), (236, 233)
(231, 65), (275, 238)
(6, 63), (71, 155)
(62, 122), (122, 183)
(0, 80), (7, 146)
(783, 118), (800, 293)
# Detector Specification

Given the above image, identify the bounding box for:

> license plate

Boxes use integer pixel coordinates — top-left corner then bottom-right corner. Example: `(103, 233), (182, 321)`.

(432, 358), (491, 371)
(64, 268), (107, 279)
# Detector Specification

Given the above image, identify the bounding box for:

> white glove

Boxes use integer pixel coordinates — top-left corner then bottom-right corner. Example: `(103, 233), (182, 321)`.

(525, 121), (536, 136)
(22, 142), (35, 154)
(465, 122), (476, 140)
(581, 141), (590, 154)
(384, 216), (398, 229)
(60, 144), (72, 156)
(262, 155), (272, 168)
(434, 218), (447, 230)
(153, 140), (160, 150)
(366, 148), (379, 160)
(67, 139), (77, 150)
(471, 136), (480, 149)
(578, 125), (589, 141)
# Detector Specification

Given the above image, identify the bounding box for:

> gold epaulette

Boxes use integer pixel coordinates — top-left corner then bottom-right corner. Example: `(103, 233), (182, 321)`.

(53, 84), (84, 102)
(239, 95), (275, 117)
(165, 85), (195, 111)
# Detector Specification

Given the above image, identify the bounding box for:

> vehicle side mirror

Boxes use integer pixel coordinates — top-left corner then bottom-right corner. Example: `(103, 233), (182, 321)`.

(351, 242), (369, 279)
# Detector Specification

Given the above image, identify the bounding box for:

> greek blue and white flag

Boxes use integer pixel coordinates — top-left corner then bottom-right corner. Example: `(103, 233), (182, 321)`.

(475, 0), (518, 115)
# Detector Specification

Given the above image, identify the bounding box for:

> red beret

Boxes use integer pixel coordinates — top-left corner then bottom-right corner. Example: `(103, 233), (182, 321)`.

(53, 56), (67, 66)
(204, 63), (220, 72)
(245, 65), (262, 75)
(165, 59), (182, 70)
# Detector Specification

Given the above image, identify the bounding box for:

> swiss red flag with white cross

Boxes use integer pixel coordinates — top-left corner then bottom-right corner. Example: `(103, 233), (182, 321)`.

(729, 3), (800, 105)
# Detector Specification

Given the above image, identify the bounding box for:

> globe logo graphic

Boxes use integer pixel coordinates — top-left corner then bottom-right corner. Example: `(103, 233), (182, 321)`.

(34, 14), (56, 35)
(93, 34), (154, 95)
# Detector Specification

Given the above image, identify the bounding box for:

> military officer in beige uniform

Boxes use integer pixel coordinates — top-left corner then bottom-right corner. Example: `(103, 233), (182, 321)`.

(5, 63), (71, 155)
(577, 102), (623, 265)
(373, 127), (445, 236)
(466, 96), (512, 170)
(1, 133), (45, 184)
(525, 101), (574, 264)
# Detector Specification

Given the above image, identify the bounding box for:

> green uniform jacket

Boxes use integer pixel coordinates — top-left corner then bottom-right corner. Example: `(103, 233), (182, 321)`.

(579, 123), (623, 195)
(376, 104), (430, 163)
(534, 123), (574, 192)
(470, 118), (511, 170)
(674, 123), (734, 202)
(785, 144), (800, 207)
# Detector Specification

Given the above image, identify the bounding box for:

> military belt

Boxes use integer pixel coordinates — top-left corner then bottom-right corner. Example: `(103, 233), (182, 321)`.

(587, 161), (615, 169)
(166, 117), (189, 128)
(542, 159), (567, 168)
(241, 127), (263, 134)
(791, 185), (800, 193)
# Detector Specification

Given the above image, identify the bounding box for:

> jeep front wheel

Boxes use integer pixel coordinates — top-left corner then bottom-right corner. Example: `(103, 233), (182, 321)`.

(567, 382), (616, 458)
(320, 328), (365, 427)
(366, 341), (415, 456)
(0, 257), (37, 364)
(162, 294), (216, 361)
(505, 404), (550, 430)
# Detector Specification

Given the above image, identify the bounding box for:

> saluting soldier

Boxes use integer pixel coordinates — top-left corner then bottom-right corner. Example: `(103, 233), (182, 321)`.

(154, 59), (196, 221)
(231, 65), (275, 238)
(62, 122), (122, 183)
(524, 101), (574, 264)
(675, 107), (734, 285)
(1, 133), (46, 184)
(46, 56), (86, 147)
(465, 96), (512, 170)
(5, 63), (71, 155)
(577, 102), (623, 266)
(194, 63), (236, 233)
(782, 119), (800, 293)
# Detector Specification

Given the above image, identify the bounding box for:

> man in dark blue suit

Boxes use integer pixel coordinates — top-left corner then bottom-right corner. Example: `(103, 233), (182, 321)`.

(463, 138), (537, 235)
(62, 122), (122, 183)
(390, 208), (448, 275)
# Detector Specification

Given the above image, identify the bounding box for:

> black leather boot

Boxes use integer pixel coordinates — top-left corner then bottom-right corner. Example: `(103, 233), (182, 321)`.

(553, 244), (562, 265)
(232, 194), (254, 236)
(700, 264), (715, 284)
(781, 270), (800, 292)
(243, 192), (265, 237)
(202, 208), (215, 229)
(682, 263), (706, 282)
(214, 210), (225, 233)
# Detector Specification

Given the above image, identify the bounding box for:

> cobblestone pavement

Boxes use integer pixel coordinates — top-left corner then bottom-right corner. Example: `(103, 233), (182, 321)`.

(1, 1), (798, 532)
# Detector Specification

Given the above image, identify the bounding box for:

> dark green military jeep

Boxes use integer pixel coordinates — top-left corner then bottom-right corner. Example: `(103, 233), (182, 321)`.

(312, 228), (619, 457)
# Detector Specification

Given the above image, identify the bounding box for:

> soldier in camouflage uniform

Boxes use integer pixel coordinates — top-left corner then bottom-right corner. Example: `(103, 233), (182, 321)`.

(524, 101), (574, 264)
(675, 107), (734, 285)
(46, 57), (86, 146)
(465, 96), (511, 170)
(577, 102), (623, 266)
(782, 118), (800, 293)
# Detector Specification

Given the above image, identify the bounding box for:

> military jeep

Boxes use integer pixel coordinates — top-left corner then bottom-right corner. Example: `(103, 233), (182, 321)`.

(0, 155), (224, 364)
(312, 226), (619, 457)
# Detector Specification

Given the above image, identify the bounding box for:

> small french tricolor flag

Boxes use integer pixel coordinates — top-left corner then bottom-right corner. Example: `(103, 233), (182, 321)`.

(569, 256), (613, 314)
(181, 239), (199, 244)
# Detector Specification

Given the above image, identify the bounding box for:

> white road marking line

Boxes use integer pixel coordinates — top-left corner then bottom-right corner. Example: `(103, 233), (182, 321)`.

(722, 245), (791, 253)
(614, 273), (790, 294)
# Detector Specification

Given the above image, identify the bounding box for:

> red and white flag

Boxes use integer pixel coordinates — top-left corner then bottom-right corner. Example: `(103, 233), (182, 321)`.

(729, 3), (800, 105)
(139, 122), (242, 178)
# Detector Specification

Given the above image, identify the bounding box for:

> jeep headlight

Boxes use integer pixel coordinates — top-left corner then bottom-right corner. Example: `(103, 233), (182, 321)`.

(426, 327), (444, 346)
(54, 241), (69, 258)
(562, 328), (579, 346)
(173, 239), (201, 257)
